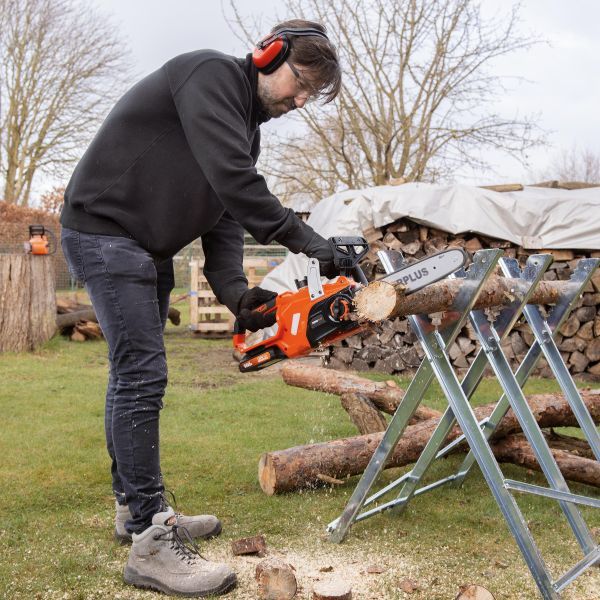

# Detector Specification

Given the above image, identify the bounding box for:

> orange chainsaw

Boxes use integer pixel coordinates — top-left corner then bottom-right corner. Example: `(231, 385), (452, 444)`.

(233, 237), (467, 372)
(23, 224), (57, 255)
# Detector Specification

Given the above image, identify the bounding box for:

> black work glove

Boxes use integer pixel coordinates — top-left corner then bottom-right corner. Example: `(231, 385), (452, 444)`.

(236, 287), (278, 332)
(302, 232), (339, 279)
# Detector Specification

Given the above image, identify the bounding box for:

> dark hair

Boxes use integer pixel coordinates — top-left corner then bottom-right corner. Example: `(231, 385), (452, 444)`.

(271, 19), (341, 103)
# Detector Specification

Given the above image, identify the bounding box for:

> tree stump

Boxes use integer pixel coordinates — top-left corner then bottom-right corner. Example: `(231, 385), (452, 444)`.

(0, 255), (56, 352)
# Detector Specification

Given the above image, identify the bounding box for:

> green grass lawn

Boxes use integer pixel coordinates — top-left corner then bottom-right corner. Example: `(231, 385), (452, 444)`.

(1, 301), (599, 599)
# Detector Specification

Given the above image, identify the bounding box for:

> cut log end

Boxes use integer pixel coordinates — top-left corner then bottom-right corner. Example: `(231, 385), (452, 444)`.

(353, 280), (404, 322)
(255, 557), (297, 600)
(312, 579), (352, 600)
(258, 453), (277, 496)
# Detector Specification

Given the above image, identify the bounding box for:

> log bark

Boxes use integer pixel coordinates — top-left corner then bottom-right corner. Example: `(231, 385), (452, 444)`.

(258, 390), (600, 494)
(353, 277), (569, 322)
(56, 308), (97, 328)
(531, 180), (600, 191)
(545, 429), (594, 459)
(493, 434), (600, 487)
(479, 183), (523, 193)
(340, 393), (388, 434)
(0, 255), (56, 352)
(56, 306), (181, 329)
(281, 363), (441, 420)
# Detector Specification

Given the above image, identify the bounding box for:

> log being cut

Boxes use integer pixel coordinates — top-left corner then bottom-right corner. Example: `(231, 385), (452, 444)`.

(258, 390), (600, 495)
(353, 277), (569, 322)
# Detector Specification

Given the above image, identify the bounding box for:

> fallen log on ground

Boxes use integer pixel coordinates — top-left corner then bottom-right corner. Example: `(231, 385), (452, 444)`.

(258, 390), (600, 494)
(56, 306), (181, 330)
(281, 363), (440, 420)
(353, 277), (570, 322)
(494, 434), (600, 487)
(71, 321), (103, 341)
(544, 429), (595, 459)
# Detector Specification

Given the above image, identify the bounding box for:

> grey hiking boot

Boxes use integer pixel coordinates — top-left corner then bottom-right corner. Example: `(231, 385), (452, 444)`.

(114, 501), (132, 544)
(123, 509), (236, 597)
(115, 500), (222, 545)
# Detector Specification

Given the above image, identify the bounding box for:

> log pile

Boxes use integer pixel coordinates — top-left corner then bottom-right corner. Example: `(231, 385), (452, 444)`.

(56, 296), (181, 341)
(257, 364), (600, 495)
(56, 297), (102, 341)
(326, 217), (600, 380)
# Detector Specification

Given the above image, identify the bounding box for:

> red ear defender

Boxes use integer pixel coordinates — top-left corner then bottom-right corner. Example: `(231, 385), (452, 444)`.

(253, 28), (330, 75)
(253, 34), (290, 74)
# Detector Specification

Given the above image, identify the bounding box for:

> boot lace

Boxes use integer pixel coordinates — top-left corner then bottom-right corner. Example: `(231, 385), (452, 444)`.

(159, 487), (178, 511)
(154, 523), (207, 564)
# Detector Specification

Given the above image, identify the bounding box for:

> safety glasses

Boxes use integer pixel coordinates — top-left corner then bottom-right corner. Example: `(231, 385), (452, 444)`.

(286, 60), (318, 103)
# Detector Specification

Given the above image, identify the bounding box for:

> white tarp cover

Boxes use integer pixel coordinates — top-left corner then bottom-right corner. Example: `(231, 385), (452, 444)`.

(262, 182), (600, 293)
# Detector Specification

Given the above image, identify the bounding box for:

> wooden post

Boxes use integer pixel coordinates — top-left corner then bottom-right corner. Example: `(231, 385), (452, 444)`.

(189, 259), (199, 332)
(0, 255), (56, 352)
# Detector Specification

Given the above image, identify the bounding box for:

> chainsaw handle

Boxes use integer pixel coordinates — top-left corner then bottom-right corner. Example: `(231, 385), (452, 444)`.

(232, 297), (278, 350)
(328, 236), (369, 284)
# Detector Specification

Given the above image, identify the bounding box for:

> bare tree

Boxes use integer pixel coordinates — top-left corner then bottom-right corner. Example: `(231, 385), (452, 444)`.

(536, 145), (600, 184)
(38, 185), (65, 214)
(0, 0), (130, 205)
(227, 0), (544, 205)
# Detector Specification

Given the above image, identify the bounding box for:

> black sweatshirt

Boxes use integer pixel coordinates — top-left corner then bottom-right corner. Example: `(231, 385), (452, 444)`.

(60, 51), (316, 312)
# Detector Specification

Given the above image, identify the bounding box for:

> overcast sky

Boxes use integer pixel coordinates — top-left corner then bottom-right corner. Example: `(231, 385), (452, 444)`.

(70, 0), (600, 187)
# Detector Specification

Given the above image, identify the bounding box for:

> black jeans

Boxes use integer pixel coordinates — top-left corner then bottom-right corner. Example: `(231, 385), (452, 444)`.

(61, 228), (174, 533)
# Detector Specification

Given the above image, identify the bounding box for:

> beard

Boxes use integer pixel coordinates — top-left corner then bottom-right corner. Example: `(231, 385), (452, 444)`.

(257, 80), (295, 119)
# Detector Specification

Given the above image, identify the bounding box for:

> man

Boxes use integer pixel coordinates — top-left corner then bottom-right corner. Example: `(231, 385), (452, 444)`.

(60, 19), (341, 598)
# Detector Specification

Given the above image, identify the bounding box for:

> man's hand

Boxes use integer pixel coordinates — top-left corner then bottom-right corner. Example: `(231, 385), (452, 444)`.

(237, 287), (278, 332)
(302, 233), (339, 279)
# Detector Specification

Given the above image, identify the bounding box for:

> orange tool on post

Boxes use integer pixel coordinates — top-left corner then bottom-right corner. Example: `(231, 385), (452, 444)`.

(23, 225), (56, 255)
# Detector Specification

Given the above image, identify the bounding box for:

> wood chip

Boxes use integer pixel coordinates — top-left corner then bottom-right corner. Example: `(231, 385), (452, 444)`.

(231, 534), (267, 556)
(366, 564), (386, 574)
(316, 473), (345, 486)
(399, 578), (420, 593)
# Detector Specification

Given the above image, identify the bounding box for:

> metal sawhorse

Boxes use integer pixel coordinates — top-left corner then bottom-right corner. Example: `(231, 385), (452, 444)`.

(327, 249), (600, 599)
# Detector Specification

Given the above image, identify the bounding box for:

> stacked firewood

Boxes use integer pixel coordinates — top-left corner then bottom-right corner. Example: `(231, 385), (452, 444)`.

(325, 218), (600, 380)
(256, 364), (600, 495)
